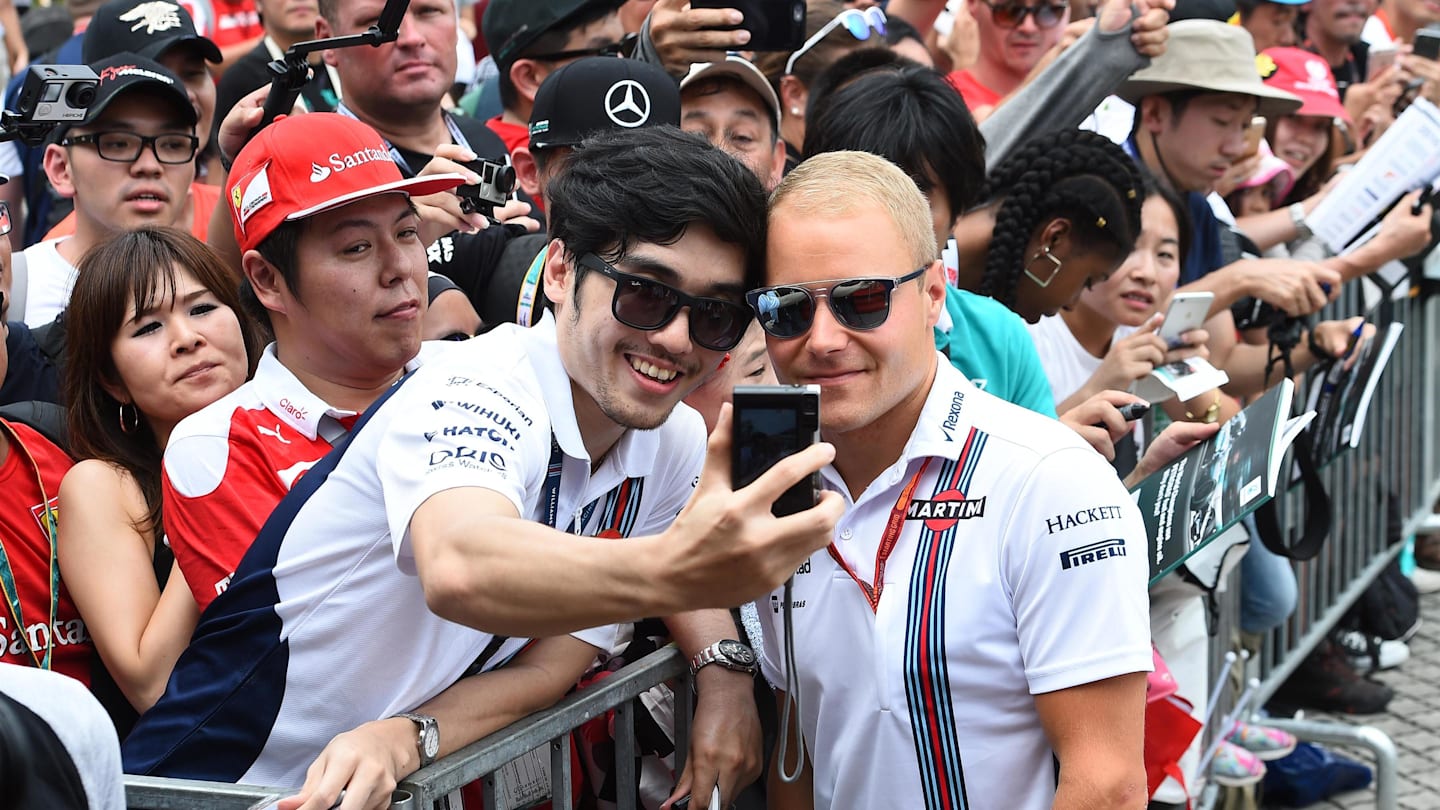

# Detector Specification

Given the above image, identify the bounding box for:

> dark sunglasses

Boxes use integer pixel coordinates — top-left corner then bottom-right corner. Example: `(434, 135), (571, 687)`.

(578, 253), (753, 351)
(527, 32), (639, 62)
(746, 266), (928, 339)
(980, 0), (1068, 28)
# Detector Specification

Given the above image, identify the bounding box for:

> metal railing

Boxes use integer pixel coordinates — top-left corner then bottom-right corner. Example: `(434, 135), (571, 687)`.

(1196, 282), (1439, 810)
(126, 646), (692, 810)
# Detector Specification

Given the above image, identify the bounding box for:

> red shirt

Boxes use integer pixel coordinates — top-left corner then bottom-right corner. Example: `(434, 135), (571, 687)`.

(0, 421), (89, 684)
(486, 115), (530, 160)
(946, 70), (1003, 113)
(210, 0), (262, 49)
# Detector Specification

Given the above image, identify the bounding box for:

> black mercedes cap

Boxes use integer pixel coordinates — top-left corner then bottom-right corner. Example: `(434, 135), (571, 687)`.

(528, 56), (680, 151)
(83, 0), (222, 65)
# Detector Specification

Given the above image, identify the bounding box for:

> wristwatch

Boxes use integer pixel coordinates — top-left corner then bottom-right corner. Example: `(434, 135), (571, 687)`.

(391, 712), (440, 768)
(1288, 202), (1312, 241)
(690, 639), (758, 676)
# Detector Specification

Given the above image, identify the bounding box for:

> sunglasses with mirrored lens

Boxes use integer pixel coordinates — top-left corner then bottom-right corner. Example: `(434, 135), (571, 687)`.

(578, 253), (753, 351)
(746, 266), (928, 339)
(784, 6), (887, 75)
(980, 0), (1068, 28)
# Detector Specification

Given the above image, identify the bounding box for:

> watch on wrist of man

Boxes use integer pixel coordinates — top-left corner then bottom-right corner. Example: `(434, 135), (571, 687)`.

(391, 712), (440, 768)
(690, 639), (758, 676)
(1289, 202), (1312, 240)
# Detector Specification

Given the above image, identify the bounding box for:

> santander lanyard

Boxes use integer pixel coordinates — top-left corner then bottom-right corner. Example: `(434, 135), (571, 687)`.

(333, 103), (474, 177)
(827, 457), (933, 613)
(0, 421), (59, 669)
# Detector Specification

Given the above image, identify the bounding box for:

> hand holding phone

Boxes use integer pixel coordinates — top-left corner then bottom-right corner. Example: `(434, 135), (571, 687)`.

(690, 0), (807, 51)
(1157, 292), (1215, 348)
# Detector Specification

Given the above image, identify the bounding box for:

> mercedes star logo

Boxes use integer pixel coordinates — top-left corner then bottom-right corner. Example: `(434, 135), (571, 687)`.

(604, 80), (651, 128)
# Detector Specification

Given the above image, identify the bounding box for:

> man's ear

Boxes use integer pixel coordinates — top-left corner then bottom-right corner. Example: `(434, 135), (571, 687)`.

(540, 238), (570, 312)
(242, 249), (292, 318)
(509, 59), (547, 108)
(766, 138), (786, 191)
(922, 259), (946, 330)
(513, 146), (542, 200)
(42, 143), (77, 200)
(316, 17), (339, 66)
(1139, 96), (1169, 136)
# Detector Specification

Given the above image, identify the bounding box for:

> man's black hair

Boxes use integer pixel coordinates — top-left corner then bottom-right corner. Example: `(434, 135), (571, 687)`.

(979, 129), (1145, 310)
(804, 53), (987, 221)
(240, 219), (308, 332)
(883, 15), (924, 48)
(498, 3), (618, 112)
(1128, 88), (1205, 138)
(547, 126), (769, 297)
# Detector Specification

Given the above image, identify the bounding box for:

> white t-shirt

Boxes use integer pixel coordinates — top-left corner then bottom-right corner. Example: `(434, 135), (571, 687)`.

(125, 315), (706, 787)
(19, 239), (76, 327)
(756, 357), (1152, 810)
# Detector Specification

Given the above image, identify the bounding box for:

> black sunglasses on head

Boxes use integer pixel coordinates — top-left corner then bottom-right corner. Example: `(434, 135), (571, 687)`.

(578, 253), (753, 351)
(526, 32), (639, 62)
(746, 266), (929, 339)
(980, 0), (1068, 28)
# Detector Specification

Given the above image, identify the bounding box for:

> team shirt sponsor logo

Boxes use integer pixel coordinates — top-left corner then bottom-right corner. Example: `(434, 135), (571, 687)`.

(1, 617), (89, 658)
(257, 423), (291, 445)
(310, 146), (395, 184)
(1044, 505), (1125, 534)
(232, 163), (273, 232)
(906, 494), (986, 529)
(427, 446), (508, 472)
(939, 390), (965, 441)
(1058, 538), (1127, 570)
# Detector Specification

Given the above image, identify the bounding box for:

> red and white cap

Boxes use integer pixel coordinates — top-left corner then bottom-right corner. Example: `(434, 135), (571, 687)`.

(228, 113), (466, 253)
(1258, 47), (1350, 123)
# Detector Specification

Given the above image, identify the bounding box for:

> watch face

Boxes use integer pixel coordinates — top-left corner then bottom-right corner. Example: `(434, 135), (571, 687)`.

(421, 724), (440, 758)
(719, 639), (756, 666)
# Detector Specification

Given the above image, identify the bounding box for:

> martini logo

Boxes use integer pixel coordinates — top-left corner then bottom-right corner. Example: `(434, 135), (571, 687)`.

(907, 492), (985, 531)
(1059, 538), (1126, 570)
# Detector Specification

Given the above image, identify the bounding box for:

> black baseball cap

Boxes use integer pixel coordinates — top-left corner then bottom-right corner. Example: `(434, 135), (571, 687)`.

(78, 53), (198, 127)
(83, 0), (222, 65)
(483, 0), (624, 67)
(528, 56), (680, 151)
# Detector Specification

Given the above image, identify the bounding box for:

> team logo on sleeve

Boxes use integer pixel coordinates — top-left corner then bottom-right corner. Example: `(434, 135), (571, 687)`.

(1059, 538), (1127, 570)
(906, 492), (985, 531)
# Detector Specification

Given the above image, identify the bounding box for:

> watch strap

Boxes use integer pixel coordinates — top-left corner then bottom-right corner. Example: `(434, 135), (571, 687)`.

(690, 639), (757, 676)
(391, 711), (438, 768)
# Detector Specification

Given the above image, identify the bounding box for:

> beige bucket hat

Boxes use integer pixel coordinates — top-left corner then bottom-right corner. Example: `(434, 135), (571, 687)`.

(1118, 19), (1303, 117)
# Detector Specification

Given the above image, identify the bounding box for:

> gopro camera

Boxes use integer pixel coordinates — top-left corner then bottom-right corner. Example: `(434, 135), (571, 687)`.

(16, 65), (98, 124)
(457, 158), (516, 216)
(731, 385), (821, 517)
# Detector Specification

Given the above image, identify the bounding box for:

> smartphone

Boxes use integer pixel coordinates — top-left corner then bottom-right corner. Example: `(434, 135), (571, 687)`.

(1241, 116), (1266, 159)
(691, 0), (807, 51)
(1414, 29), (1440, 61)
(1157, 291), (1215, 347)
(1368, 44), (1399, 80)
(731, 385), (820, 517)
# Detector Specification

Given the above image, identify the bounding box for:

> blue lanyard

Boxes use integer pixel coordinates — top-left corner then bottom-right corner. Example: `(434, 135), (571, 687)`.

(542, 434), (600, 533)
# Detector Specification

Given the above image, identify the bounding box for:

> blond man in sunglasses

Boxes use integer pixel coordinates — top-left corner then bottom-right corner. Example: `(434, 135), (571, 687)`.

(757, 150), (1150, 809)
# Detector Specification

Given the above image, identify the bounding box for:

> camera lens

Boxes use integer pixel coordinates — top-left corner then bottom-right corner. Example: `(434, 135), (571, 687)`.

(495, 165), (516, 195)
(68, 82), (97, 109)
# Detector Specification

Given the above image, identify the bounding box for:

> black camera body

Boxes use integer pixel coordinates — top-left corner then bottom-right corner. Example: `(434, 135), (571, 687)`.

(456, 159), (516, 217)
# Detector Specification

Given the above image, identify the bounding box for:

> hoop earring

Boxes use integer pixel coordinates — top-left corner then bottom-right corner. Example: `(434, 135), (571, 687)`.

(1024, 246), (1063, 288)
(118, 402), (140, 434)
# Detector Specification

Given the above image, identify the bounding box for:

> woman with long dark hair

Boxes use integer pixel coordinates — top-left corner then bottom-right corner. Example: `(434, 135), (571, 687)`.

(56, 227), (259, 729)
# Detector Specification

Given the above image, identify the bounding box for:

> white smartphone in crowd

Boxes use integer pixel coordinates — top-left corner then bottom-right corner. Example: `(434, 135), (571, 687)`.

(1368, 45), (1399, 81)
(1158, 291), (1215, 347)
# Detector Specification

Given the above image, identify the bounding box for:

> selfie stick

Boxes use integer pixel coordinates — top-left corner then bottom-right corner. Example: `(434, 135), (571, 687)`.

(251, 0), (410, 138)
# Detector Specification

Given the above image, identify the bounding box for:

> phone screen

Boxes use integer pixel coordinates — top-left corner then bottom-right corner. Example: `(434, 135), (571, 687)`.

(1415, 32), (1440, 61)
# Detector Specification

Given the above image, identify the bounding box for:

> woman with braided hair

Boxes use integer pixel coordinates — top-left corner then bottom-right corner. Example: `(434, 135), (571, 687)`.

(953, 129), (1144, 323)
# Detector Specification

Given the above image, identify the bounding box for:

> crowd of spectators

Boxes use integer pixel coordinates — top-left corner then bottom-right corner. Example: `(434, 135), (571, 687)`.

(2, 0), (1439, 808)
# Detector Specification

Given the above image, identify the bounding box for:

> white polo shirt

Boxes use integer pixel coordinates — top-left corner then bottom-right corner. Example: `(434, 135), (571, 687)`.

(756, 357), (1151, 810)
(124, 315), (705, 788)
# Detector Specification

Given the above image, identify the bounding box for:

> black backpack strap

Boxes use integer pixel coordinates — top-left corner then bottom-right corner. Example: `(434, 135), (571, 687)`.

(0, 401), (70, 456)
(1255, 430), (1331, 560)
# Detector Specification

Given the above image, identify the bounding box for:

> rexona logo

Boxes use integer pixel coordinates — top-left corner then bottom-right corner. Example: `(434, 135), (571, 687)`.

(310, 146), (396, 183)
(907, 493), (985, 531)
(1059, 538), (1126, 570)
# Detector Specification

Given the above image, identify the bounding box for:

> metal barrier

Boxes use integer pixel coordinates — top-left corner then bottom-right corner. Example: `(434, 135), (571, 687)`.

(125, 646), (692, 810)
(1196, 283), (1440, 810)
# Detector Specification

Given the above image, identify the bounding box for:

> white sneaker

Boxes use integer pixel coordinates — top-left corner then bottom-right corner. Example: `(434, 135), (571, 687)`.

(1411, 567), (1440, 595)
(1334, 629), (1411, 672)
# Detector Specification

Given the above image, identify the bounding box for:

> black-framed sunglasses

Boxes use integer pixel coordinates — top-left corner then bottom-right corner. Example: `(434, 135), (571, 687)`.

(526, 32), (639, 62)
(61, 131), (200, 164)
(979, 0), (1069, 28)
(578, 253), (753, 351)
(746, 266), (929, 339)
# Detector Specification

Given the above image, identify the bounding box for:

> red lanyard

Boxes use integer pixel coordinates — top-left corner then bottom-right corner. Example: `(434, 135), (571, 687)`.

(827, 458), (932, 613)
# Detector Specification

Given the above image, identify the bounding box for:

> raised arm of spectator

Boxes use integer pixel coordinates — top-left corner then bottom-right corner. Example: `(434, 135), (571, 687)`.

(1321, 190), (1433, 283)
(886, 0), (949, 38)
(636, 0), (751, 78)
(1179, 257), (1341, 318)
(57, 460), (200, 713)
(279, 635), (602, 810)
(1217, 316), (1374, 398)
(979, 0), (1172, 169)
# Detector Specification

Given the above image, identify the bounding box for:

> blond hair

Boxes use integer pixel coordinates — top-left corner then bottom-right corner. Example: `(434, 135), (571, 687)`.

(770, 150), (938, 270)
